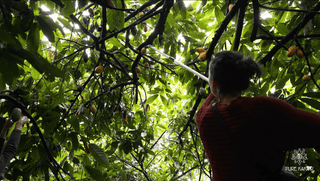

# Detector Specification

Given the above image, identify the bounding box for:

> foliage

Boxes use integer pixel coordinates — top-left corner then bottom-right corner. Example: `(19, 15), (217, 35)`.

(0, 0), (320, 180)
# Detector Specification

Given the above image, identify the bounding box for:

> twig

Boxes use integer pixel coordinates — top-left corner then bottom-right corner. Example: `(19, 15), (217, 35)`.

(125, 0), (163, 22)
(259, 4), (320, 14)
(171, 165), (200, 181)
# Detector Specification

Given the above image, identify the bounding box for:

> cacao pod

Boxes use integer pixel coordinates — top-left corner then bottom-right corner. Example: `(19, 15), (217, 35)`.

(287, 46), (297, 57)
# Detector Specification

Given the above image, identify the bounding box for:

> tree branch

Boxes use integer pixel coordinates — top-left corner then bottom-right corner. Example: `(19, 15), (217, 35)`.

(125, 0), (163, 22)
(233, 0), (247, 51)
(250, 0), (260, 42)
(256, 34), (320, 40)
(171, 164), (200, 181)
(259, 4), (320, 14)
(206, 0), (246, 59)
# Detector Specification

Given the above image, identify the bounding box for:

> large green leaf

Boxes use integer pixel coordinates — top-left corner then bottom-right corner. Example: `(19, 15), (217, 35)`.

(89, 143), (109, 167)
(107, 0), (124, 32)
(5, 46), (64, 81)
(302, 92), (320, 99)
(300, 98), (320, 110)
(85, 166), (105, 181)
(0, 73), (5, 90)
(0, 56), (20, 86)
(277, 23), (290, 35)
(36, 16), (55, 42)
(276, 73), (294, 90)
(61, 0), (76, 16)
(145, 94), (158, 104)
(27, 23), (40, 53)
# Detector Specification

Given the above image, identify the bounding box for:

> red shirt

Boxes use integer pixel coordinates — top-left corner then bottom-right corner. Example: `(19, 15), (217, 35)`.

(196, 93), (320, 181)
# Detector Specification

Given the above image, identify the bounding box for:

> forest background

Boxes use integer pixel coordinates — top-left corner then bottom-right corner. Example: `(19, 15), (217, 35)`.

(1, 0), (320, 180)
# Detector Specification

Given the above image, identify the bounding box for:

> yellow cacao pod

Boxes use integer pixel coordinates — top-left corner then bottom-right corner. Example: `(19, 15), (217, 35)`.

(144, 62), (149, 67)
(141, 47), (146, 55)
(296, 49), (303, 58)
(302, 75), (311, 81)
(108, 0), (114, 7)
(95, 66), (103, 73)
(90, 106), (96, 114)
(229, 4), (233, 11)
(196, 48), (205, 54)
(287, 46), (297, 57)
(135, 67), (141, 73)
(49, 51), (53, 60)
(199, 52), (206, 61)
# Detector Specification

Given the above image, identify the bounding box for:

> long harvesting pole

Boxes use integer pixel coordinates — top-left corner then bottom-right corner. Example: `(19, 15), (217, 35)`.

(146, 45), (209, 83)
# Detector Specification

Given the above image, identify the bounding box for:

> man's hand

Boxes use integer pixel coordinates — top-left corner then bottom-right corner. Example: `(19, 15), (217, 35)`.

(14, 115), (29, 130)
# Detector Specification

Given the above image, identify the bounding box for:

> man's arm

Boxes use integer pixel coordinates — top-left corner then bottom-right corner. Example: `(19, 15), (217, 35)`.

(0, 116), (28, 178)
(0, 120), (14, 153)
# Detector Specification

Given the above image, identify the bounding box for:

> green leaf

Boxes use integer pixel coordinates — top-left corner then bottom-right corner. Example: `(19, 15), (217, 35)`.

(214, 6), (224, 23)
(27, 23), (40, 52)
(78, 0), (89, 10)
(58, 17), (73, 30)
(121, 140), (132, 155)
(107, 1), (124, 31)
(107, 37), (122, 48)
(6, 47), (64, 81)
(276, 74), (294, 90)
(0, 29), (21, 48)
(61, 0), (76, 16)
(0, 56), (20, 86)
(45, 119), (59, 134)
(302, 92), (320, 99)
(70, 132), (79, 150)
(160, 95), (168, 106)
(145, 94), (158, 104)
(300, 98), (320, 110)
(89, 143), (109, 167)
(0, 73), (5, 90)
(63, 161), (74, 175)
(177, 0), (186, 19)
(85, 166), (105, 181)
(189, 31), (206, 39)
(167, 13), (175, 27)
(277, 23), (290, 36)
(36, 16), (55, 42)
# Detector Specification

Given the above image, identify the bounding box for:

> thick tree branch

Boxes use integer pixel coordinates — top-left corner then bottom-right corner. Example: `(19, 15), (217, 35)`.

(233, 0), (247, 51)
(206, 0), (246, 59)
(250, 0), (260, 42)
